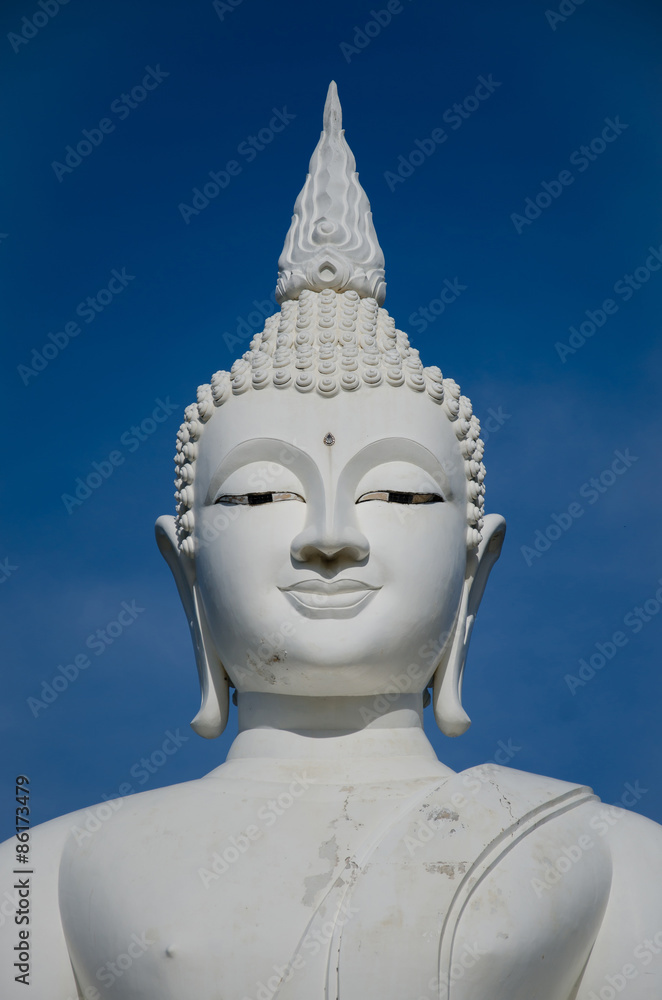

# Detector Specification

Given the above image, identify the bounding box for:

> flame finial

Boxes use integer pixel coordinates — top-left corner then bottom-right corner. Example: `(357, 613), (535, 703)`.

(276, 81), (386, 305)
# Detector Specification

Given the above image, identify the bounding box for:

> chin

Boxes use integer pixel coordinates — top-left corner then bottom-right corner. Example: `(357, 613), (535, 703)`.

(227, 627), (437, 697)
(215, 593), (453, 696)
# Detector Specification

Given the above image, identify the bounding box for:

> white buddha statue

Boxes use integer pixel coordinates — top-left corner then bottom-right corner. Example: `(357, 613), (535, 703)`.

(2, 82), (661, 1000)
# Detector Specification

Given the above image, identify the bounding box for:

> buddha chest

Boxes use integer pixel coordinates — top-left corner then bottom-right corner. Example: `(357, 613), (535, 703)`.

(59, 766), (610, 1000)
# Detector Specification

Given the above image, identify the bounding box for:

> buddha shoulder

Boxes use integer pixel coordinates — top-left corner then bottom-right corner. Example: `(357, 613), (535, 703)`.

(0, 807), (96, 997)
(579, 802), (662, 996)
(395, 764), (662, 1000)
(470, 765), (662, 992)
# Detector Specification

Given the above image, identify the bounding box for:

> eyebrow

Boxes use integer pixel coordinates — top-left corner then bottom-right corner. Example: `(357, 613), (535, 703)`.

(204, 438), (313, 505)
(337, 437), (455, 501)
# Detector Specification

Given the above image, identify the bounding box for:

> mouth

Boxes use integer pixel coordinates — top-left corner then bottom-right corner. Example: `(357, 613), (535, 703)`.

(279, 579), (380, 617)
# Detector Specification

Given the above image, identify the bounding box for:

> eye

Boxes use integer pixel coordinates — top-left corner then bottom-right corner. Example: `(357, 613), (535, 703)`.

(214, 491), (305, 506)
(356, 491), (444, 505)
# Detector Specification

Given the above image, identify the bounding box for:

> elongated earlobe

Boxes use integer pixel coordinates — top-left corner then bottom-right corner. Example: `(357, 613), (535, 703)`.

(432, 513), (506, 737)
(433, 570), (474, 736)
(189, 582), (230, 738)
(155, 515), (230, 739)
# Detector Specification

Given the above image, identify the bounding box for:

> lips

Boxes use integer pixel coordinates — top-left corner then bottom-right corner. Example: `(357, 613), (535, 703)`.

(280, 578), (380, 615)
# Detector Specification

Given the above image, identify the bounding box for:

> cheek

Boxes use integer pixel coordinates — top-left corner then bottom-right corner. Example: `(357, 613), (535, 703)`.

(357, 503), (466, 578)
(194, 505), (303, 606)
(359, 505), (466, 636)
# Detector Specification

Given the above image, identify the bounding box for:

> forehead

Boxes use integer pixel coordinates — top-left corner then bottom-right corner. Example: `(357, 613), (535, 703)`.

(194, 386), (466, 493)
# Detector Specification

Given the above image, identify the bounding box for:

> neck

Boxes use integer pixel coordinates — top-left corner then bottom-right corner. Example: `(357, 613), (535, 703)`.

(238, 690), (427, 736)
(213, 692), (454, 784)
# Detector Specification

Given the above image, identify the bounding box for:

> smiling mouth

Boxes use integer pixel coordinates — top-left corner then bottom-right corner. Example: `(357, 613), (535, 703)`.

(280, 579), (381, 616)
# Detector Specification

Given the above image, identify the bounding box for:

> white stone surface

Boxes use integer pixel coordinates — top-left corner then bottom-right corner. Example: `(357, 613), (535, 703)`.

(276, 80), (386, 305)
(2, 82), (661, 999)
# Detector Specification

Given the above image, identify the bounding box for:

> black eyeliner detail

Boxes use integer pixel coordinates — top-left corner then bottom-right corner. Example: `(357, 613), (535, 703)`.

(385, 491), (444, 504)
(214, 491), (305, 506)
(356, 491), (445, 505)
(415, 493), (444, 504)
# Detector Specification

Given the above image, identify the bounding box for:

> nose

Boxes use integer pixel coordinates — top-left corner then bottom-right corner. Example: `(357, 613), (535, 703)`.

(290, 516), (370, 564)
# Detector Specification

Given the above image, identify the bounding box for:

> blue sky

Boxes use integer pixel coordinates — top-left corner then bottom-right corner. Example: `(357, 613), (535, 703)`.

(1, 0), (661, 838)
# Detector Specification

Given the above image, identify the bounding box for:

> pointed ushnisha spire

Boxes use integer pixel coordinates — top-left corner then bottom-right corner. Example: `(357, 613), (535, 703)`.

(276, 81), (386, 305)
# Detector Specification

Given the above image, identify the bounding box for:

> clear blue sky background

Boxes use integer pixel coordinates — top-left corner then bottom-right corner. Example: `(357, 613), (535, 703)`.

(1, 0), (661, 839)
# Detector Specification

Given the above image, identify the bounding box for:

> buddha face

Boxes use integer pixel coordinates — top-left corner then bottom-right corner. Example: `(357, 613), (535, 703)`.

(190, 385), (471, 697)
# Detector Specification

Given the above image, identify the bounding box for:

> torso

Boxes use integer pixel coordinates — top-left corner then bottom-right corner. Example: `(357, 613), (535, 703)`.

(58, 762), (613, 1000)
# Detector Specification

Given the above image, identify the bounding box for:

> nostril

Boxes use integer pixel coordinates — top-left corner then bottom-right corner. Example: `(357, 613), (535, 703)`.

(290, 528), (369, 563)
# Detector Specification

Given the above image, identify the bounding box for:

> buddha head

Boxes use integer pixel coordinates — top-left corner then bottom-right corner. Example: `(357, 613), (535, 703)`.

(156, 83), (505, 741)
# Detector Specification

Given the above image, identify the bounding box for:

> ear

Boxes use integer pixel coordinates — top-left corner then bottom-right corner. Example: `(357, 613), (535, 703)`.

(432, 513), (506, 737)
(155, 515), (230, 739)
